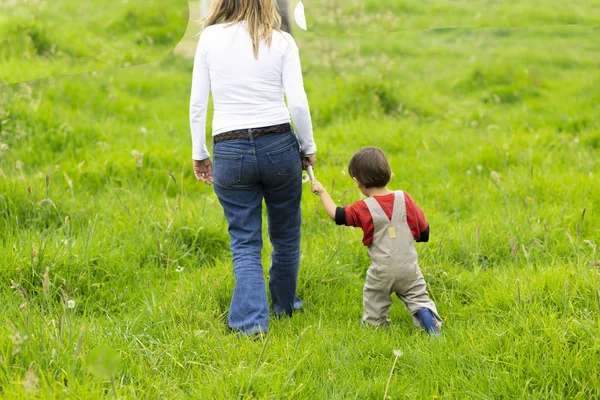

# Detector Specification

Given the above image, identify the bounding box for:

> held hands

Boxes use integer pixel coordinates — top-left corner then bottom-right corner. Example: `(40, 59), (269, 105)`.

(302, 154), (316, 170)
(193, 158), (213, 185)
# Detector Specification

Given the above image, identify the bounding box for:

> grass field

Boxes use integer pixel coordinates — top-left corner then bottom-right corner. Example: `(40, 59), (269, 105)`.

(1, 0), (600, 398)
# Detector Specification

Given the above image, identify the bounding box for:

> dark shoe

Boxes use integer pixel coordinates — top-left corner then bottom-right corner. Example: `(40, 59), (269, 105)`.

(236, 329), (268, 340)
(416, 308), (441, 335)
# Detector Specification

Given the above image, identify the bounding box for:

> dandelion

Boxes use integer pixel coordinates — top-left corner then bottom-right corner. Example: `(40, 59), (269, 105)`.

(466, 170), (472, 176)
(176, 266), (184, 273)
(131, 150), (143, 168)
(67, 300), (76, 309)
(490, 171), (501, 183)
(384, 350), (403, 399)
(476, 165), (483, 172)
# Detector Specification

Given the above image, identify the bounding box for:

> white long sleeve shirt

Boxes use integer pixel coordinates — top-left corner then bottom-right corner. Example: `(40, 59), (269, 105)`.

(190, 22), (316, 161)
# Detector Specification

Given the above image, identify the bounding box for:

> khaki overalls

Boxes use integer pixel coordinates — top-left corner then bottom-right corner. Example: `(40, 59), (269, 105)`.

(362, 191), (442, 328)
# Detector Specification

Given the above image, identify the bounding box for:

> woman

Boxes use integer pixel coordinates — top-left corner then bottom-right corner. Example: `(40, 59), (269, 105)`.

(189, 0), (316, 336)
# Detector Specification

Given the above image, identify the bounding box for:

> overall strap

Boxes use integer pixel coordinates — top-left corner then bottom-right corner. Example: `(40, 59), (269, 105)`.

(364, 197), (390, 231)
(390, 191), (407, 226)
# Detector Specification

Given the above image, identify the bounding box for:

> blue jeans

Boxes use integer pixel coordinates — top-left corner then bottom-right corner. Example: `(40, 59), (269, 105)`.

(212, 129), (303, 335)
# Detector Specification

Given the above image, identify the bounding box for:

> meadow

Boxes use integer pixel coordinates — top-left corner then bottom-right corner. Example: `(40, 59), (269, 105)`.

(0, 0), (599, 398)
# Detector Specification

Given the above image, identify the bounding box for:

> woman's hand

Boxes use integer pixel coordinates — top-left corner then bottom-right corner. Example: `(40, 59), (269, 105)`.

(303, 153), (316, 170)
(193, 158), (213, 185)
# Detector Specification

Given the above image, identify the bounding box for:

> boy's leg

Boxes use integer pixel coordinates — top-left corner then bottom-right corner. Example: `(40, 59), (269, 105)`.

(416, 308), (440, 334)
(362, 264), (393, 327)
(394, 265), (442, 334)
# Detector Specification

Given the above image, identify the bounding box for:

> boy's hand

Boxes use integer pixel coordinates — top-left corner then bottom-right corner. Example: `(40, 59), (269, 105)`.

(311, 179), (337, 220)
(311, 180), (325, 196)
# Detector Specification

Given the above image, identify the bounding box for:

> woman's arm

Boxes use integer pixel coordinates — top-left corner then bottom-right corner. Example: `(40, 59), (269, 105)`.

(282, 34), (316, 156)
(190, 31), (211, 162)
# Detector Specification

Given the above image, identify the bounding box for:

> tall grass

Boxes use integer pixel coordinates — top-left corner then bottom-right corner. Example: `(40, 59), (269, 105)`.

(0, 0), (599, 398)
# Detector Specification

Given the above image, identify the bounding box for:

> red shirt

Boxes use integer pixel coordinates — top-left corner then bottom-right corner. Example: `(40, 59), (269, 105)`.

(342, 192), (428, 247)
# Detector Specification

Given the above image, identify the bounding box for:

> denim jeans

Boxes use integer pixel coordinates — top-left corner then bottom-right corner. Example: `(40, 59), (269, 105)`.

(212, 129), (303, 335)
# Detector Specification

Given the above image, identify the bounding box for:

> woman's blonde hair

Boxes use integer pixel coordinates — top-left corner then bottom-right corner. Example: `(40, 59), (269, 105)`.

(203, 0), (282, 59)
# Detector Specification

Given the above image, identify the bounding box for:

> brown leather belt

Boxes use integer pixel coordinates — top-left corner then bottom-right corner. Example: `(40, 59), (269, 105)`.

(213, 123), (291, 144)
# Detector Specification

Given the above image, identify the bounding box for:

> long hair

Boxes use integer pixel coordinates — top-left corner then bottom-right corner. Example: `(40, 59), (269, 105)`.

(203, 0), (282, 59)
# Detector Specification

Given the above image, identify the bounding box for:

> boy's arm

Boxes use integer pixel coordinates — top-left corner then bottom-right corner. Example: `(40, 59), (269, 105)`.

(311, 180), (337, 220)
(404, 192), (430, 242)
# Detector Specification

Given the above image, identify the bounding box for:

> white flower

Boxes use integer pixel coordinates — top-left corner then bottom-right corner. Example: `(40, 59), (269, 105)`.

(176, 266), (184, 273)
(476, 165), (483, 172)
(393, 349), (403, 357)
(67, 300), (76, 309)
(131, 150), (143, 168)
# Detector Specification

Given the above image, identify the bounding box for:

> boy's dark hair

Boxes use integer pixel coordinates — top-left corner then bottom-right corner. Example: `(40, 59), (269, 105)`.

(348, 146), (392, 188)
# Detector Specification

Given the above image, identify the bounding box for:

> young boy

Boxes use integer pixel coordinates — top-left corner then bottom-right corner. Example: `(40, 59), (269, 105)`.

(311, 146), (442, 334)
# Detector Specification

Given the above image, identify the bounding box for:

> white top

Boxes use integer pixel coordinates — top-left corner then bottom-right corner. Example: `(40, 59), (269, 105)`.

(190, 22), (316, 160)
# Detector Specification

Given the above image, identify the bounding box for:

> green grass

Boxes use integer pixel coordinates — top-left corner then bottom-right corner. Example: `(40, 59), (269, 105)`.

(0, 0), (188, 84)
(302, 0), (600, 36)
(1, 0), (600, 398)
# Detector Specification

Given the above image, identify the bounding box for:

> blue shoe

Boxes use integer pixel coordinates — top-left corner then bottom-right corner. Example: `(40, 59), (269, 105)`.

(416, 308), (441, 335)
